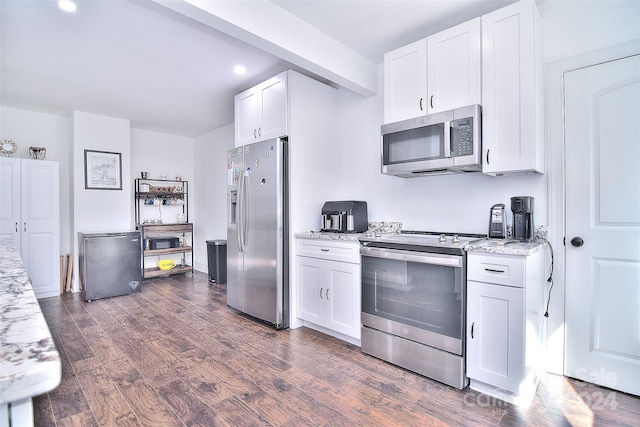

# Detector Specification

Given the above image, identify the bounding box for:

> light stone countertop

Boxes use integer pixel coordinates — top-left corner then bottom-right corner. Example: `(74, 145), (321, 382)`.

(464, 238), (546, 256)
(0, 239), (61, 404)
(295, 221), (403, 243)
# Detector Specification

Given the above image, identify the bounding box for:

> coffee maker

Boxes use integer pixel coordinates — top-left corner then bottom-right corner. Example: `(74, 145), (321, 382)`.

(511, 196), (535, 242)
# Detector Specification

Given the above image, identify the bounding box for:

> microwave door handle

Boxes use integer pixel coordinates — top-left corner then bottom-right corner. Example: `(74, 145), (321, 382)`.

(443, 120), (451, 158)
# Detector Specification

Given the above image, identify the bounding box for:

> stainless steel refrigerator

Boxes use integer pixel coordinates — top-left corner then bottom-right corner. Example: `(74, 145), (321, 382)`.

(226, 137), (289, 329)
(78, 231), (142, 302)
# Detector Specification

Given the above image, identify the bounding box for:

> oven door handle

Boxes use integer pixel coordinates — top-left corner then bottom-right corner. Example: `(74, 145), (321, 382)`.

(360, 246), (462, 268)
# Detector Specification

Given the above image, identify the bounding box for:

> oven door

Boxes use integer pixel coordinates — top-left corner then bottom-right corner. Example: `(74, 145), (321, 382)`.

(360, 246), (465, 355)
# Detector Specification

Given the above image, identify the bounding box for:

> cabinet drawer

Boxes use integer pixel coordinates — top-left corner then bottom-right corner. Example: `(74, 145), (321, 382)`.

(296, 239), (360, 264)
(467, 253), (525, 287)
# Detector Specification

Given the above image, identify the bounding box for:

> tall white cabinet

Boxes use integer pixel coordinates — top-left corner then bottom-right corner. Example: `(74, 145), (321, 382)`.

(0, 158), (60, 298)
(481, 0), (544, 175)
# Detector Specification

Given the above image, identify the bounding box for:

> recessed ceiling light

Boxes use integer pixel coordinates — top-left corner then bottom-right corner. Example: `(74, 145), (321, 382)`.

(234, 65), (246, 75)
(58, 0), (77, 13)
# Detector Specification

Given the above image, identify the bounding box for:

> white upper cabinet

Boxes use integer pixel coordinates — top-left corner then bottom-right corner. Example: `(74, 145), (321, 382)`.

(427, 17), (481, 114)
(234, 71), (288, 146)
(481, 0), (544, 175)
(383, 18), (481, 124)
(383, 39), (427, 124)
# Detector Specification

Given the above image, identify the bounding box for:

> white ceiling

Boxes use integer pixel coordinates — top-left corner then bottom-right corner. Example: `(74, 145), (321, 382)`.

(0, 0), (516, 138)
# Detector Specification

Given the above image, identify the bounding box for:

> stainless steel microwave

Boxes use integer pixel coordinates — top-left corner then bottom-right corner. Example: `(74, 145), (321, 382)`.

(381, 104), (482, 177)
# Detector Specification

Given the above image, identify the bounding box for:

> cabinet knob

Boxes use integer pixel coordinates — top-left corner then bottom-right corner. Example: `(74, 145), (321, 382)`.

(570, 237), (584, 247)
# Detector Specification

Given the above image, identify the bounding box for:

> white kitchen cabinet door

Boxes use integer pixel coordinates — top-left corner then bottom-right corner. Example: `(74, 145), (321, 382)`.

(427, 17), (481, 114)
(258, 73), (288, 141)
(481, 0), (543, 175)
(0, 157), (21, 247)
(234, 87), (259, 146)
(383, 39), (427, 123)
(325, 261), (361, 339)
(0, 158), (60, 298)
(467, 280), (524, 393)
(234, 72), (288, 146)
(297, 256), (324, 325)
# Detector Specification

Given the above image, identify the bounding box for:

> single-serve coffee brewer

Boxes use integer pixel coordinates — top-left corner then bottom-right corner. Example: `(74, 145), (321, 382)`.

(511, 196), (535, 242)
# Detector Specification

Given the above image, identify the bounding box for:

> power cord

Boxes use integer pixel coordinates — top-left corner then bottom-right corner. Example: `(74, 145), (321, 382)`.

(541, 238), (554, 318)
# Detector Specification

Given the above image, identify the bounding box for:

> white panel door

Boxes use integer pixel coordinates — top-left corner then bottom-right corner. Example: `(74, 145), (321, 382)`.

(0, 158), (21, 247)
(565, 54), (640, 396)
(234, 87), (259, 146)
(21, 159), (60, 298)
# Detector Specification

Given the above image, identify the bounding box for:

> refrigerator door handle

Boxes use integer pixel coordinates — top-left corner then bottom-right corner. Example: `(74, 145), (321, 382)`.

(238, 168), (250, 252)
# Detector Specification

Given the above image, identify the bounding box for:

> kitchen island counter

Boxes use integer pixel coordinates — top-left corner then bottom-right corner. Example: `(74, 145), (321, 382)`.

(0, 239), (61, 425)
(465, 238), (546, 256)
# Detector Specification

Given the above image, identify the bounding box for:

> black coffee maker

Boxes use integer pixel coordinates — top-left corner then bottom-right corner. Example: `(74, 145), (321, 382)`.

(511, 196), (535, 242)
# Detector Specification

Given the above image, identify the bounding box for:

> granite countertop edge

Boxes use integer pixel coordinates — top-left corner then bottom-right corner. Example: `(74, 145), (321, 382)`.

(464, 239), (546, 256)
(0, 239), (62, 404)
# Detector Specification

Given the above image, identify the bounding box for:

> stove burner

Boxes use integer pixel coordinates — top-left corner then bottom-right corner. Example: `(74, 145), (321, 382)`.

(359, 230), (485, 255)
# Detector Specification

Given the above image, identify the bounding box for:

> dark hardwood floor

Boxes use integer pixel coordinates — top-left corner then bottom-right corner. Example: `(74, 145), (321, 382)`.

(34, 271), (639, 426)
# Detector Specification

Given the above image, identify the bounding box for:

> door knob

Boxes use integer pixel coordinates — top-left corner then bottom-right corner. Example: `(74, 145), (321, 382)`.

(570, 237), (584, 247)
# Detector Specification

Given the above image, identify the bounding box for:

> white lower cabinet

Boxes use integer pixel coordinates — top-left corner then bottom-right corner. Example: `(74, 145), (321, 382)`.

(466, 250), (544, 405)
(296, 238), (361, 342)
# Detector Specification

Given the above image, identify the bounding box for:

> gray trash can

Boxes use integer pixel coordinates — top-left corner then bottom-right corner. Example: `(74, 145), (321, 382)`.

(206, 240), (227, 284)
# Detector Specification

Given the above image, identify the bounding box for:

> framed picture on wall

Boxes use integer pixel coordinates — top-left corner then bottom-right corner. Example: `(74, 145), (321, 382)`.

(84, 149), (122, 190)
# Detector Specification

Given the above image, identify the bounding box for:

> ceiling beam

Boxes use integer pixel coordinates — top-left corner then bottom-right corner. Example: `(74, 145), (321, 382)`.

(150, 0), (378, 96)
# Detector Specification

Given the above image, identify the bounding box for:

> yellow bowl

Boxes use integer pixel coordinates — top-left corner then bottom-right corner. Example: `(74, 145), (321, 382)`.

(158, 260), (176, 270)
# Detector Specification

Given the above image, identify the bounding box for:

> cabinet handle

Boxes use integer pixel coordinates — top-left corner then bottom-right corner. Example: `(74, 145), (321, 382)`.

(258, 127), (262, 137)
(320, 248), (329, 252)
(419, 98), (423, 111)
(15, 222), (18, 232)
(326, 288), (330, 300)
(486, 149), (490, 164)
(484, 268), (505, 273)
(24, 222), (27, 232)
(320, 287), (323, 299)
(254, 129), (257, 138)
(471, 322), (475, 339)
(430, 95), (434, 109)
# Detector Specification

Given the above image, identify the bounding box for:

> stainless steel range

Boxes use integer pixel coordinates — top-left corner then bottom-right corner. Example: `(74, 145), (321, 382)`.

(359, 231), (483, 389)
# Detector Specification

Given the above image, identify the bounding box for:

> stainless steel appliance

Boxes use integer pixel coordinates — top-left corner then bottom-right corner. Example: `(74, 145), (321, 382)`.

(511, 196), (535, 242)
(381, 104), (482, 177)
(78, 231), (142, 302)
(321, 200), (368, 233)
(488, 203), (507, 239)
(226, 137), (289, 329)
(359, 231), (483, 389)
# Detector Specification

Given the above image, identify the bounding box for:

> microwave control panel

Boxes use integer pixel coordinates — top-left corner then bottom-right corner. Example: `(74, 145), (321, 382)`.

(451, 117), (474, 157)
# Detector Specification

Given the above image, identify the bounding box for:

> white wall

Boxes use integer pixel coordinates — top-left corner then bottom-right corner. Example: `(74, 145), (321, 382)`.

(193, 124), (234, 273)
(130, 128), (194, 229)
(71, 111), (132, 289)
